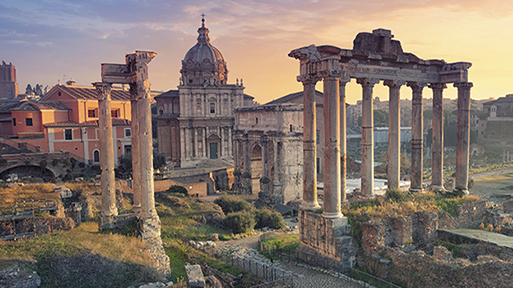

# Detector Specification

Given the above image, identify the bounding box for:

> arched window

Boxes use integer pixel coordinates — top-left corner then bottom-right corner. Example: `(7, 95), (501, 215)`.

(93, 150), (100, 163)
(251, 145), (262, 160)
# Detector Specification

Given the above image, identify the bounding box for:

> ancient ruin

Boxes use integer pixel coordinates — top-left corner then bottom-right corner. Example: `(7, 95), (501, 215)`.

(95, 51), (170, 274)
(289, 29), (473, 268)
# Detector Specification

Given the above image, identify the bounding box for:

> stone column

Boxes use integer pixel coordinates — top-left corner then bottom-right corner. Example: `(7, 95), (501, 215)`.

(95, 82), (118, 218)
(358, 78), (379, 196)
(384, 80), (404, 191)
(221, 127), (225, 158)
(273, 138), (282, 199)
(339, 78), (350, 201)
(321, 72), (342, 219)
(430, 83), (447, 191)
(259, 135), (271, 200)
(133, 52), (158, 220)
(299, 75), (321, 211)
(194, 128), (198, 159)
(228, 127), (232, 157)
(454, 82), (473, 194)
(408, 82), (426, 193)
(242, 133), (252, 194)
(130, 84), (141, 214)
(180, 128), (185, 162)
(203, 127), (207, 158)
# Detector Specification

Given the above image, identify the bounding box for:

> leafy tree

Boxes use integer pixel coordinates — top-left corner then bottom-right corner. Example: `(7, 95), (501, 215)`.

(34, 84), (43, 96)
(25, 84), (33, 95)
(153, 150), (166, 171)
(116, 151), (167, 178)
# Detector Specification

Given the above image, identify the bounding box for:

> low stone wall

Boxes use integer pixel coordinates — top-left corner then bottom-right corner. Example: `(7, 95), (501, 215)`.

(296, 210), (356, 269)
(0, 216), (75, 236)
(154, 179), (207, 197)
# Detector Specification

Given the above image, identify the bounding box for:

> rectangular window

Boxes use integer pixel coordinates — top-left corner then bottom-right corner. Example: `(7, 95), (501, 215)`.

(111, 110), (118, 118)
(12, 118), (16, 126)
(26, 118), (33, 126)
(65, 129), (72, 140)
(316, 129), (320, 144)
(88, 109), (96, 117)
(317, 157), (320, 174)
(210, 103), (215, 114)
(125, 128), (131, 137)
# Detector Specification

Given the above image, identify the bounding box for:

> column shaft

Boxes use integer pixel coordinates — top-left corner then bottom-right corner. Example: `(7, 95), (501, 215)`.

(384, 80), (404, 190)
(322, 75), (342, 218)
(430, 83), (446, 190)
(180, 128), (185, 162)
(242, 134), (252, 194)
(138, 85), (156, 218)
(454, 82), (473, 193)
(359, 78), (377, 196)
(96, 82), (118, 218)
(408, 82), (426, 192)
(300, 76), (320, 210)
(339, 80), (349, 202)
(130, 92), (141, 214)
(194, 128), (198, 159)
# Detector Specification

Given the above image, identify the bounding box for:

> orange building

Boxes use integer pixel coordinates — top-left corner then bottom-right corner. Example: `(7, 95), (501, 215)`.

(0, 82), (132, 165)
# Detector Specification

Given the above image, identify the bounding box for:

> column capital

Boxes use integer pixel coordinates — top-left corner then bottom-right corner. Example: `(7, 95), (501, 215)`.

(318, 69), (341, 80)
(93, 82), (112, 101)
(383, 80), (406, 88)
(407, 81), (428, 92)
(297, 74), (320, 85)
(357, 78), (380, 86)
(428, 83), (447, 90)
(454, 82), (473, 89)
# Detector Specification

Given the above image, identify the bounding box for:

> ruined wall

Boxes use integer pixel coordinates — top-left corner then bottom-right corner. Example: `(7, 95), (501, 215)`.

(281, 134), (303, 204)
(0, 216), (75, 237)
(153, 178), (207, 197)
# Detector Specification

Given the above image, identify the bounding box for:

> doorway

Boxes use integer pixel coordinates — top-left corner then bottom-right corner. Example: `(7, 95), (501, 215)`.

(210, 143), (218, 159)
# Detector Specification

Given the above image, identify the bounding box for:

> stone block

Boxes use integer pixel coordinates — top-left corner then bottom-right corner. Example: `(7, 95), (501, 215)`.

(503, 201), (513, 213)
(185, 264), (205, 288)
(390, 216), (412, 247)
(362, 221), (385, 253)
(413, 211), (438, 244)
(433, 245), (453, 261)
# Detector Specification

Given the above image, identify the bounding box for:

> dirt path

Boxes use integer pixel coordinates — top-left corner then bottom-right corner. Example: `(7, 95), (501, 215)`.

(470, 167), (513, 179)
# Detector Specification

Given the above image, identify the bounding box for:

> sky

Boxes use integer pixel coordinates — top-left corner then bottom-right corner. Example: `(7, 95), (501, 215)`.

(2, 0), (513, 105)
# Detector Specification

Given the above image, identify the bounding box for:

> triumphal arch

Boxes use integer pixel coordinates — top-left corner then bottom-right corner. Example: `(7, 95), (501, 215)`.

(289, 29), (472, 268)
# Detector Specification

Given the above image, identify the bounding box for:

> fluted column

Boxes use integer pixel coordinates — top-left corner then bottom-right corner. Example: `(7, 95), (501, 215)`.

(339, 78), (350, 201)
(358, 78), (379, 196)
(95, 82), (118, 218)
(298, 75), (321, 211)
(321, 72), (342, 219)
(454, 82), (473, 194)
(384, 80), (405, 191)
(408, 82), (427, 193)
(130, 84), (141, 214)
(430, 83), (447, 191)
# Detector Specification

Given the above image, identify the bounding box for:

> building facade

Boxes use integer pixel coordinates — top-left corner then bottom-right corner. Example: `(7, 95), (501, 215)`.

(0, 61), (19, 99)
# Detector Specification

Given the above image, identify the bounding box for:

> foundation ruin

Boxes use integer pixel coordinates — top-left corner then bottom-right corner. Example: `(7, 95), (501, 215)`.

(289, 29), (472, 269)
(95, 51), (170, 275)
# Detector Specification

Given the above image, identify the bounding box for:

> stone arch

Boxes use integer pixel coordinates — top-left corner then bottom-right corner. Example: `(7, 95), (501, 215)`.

(251, 144), (262, 160)
(0, 164), (55, 182)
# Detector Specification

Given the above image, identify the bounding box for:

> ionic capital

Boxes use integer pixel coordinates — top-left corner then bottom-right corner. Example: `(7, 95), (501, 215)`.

(357, 78), (379, 87)
(93, 82), (112, 101)
(407, 81), (428, 93)
(383, 80), (406, 88)
(454, 82), (473, 89)
(297, 75), (320, 85)
(428, 83), (447, 90)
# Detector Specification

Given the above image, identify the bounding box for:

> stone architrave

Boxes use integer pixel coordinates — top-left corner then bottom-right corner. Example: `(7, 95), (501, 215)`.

(408, 82), (427, 193)
(321, 69), (342, 219)
(430, 83), (447, 191)
(384, 80), (405, 191)
(358, 78), (379, 196)
(94, 82), (118, 218)
(299, 75), (321, 211)
(454, 82), (473, 194)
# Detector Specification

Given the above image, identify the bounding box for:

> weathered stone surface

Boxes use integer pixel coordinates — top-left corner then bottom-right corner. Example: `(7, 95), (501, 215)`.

(503, 201), (513, 213)
(0, 261), (41, 288)
(412, 211), (438, 244)
(185, 263), (205, 288)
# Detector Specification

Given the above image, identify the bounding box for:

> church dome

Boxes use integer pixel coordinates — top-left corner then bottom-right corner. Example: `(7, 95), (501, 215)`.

(180, 17), (228, 87)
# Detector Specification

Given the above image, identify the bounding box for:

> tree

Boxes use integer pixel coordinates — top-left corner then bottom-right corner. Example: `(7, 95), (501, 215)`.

(25, 84), (33, 95)
(34, 84), (43, 96)
(116, 150), (167, 178)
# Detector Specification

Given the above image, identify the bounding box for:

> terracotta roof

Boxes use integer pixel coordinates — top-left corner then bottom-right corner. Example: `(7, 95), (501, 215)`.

(155, 89), (179, 98)
(45, 118), (131, 128)
(11, 101), (71, 111)
(42, 85), (131, 101)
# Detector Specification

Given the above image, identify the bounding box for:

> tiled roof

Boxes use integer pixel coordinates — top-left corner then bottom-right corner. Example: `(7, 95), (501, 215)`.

(265, 90), (323, 105)
(155, 89), (179, 98)
(11, 101), (71, 111)
(45, 118), (131, 128)
(0, 102), (24, 113)
(43, 85), (131, 101)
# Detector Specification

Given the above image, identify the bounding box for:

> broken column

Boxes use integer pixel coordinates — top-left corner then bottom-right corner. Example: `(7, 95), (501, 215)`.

(408, 82), (426, 193)
(430, 83), (446, 191)
(454, 82), (473, 194)
(299, 75), (320, 210)
(94, 82), (118, 219)
(359, 78), (379, 196)
(384, 80), (404, 191)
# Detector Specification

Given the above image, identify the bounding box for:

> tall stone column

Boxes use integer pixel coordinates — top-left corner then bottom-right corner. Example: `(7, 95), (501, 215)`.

(242, 133), (252, 194)
(95, 82), (118, 218)
(339, 78), (350, 201)
(228, 127), (232, 157)
(430, 83), (447, 191)
(259, 134), (271, 201)
(180, 128), (185, 162)
(273, 138), (282, 200)
(454, 82), (473, 194)
(408, 82), (426, 193)
(194, 128), (198, 158)
(233, 136), (242, 191)
(321, 72), (342, 219)
(358, 78), (379, 196)
(221, 127), (225, 158)
(203, 127), (207, 158)
(384, 80), (404, 191)
(130, 84), (141, 214)
(299, 75), (321, 211)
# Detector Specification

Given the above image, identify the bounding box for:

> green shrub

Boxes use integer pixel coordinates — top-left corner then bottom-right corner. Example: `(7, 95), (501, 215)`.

(214, 195), (253, 214)
(165, 185), (188, 196)
(255, 208), (272, 229)
(385, 189), (405, 202)
(223, 211), (255, 234)
(269, 211), (287, 230)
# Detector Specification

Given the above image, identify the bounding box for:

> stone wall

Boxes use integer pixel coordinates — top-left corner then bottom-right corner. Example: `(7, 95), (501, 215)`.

(0, 216), (75, 236)
(153, 178), (207, 197)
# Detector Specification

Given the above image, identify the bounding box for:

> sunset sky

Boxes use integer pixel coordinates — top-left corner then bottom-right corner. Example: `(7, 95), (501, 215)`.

(2, 0), (513, 105)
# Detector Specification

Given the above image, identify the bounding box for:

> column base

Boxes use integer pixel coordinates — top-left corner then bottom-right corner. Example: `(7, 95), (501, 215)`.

(98, 213), (137, 231)
(131, 205), (142, 215)
(322, 211), (343, 219)
(431, 185), (445, 193)
(453, 188), (469, 195)
(300, 201), (321, 211)
(409, 188), (423, 193)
